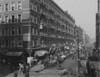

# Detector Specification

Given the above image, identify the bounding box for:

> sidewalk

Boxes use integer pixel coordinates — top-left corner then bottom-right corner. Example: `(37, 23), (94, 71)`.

(5, 65), (75, 77)
(5, 67), (58, 77)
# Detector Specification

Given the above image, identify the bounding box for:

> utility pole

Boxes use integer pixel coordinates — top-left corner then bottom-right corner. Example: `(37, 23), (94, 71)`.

(77, 28), (80, 77)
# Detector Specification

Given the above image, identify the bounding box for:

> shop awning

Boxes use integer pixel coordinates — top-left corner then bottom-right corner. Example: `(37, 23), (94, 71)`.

(35, 50), (48, 56)
(13, 52), (23, 56)
(5, 52), (23, 57)
(5, 52), (14, 56)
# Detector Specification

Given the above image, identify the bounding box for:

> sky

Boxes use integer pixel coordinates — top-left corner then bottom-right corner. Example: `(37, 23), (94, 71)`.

(54, 0), (97, 39)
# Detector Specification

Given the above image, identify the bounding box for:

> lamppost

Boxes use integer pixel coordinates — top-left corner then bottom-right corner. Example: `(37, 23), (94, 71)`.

(40, 22), (44, 47)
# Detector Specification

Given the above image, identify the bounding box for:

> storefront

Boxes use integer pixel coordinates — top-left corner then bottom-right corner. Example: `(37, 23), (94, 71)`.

(0, 48), (29, 66)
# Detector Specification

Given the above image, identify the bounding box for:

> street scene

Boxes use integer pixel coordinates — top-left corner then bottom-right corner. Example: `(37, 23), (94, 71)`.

(0, 0), (99, 77)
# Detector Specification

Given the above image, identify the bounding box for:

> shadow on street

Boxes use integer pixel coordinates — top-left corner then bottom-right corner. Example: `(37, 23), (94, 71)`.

(0, 64), (17, 77)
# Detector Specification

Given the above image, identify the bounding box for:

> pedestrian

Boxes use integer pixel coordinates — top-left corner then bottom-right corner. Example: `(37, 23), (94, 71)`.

(86, 60), (91, 77)
(57, 54), (61, 67)
(86, 60), (97, 77)
(19, 63), (24, 75)
(23, 64), (30, 77)
(90, 64), (97, 77)
(14, 72), (18, 77)
(24, 64), (30, 77)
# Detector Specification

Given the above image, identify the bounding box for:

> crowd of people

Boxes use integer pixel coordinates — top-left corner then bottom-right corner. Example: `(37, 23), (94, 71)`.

(17, 43), (76, 76)
(17, 43), (99, 77)
(77, 47), (99, 77)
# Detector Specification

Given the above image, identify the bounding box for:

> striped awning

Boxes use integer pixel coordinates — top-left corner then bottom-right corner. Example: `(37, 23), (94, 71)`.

(5, 52), (23, 56)
(5, 52), (14, 56)
(13, 52), (23, 56)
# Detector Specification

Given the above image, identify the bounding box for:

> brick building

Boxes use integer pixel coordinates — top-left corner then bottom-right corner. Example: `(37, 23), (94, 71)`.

(96, 0), (100, 49)
(0, 0), (76, 63)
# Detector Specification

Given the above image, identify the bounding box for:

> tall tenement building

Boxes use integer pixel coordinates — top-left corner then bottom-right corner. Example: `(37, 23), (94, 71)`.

(0, 0), (75, 62)
(96, 0), (100, 49)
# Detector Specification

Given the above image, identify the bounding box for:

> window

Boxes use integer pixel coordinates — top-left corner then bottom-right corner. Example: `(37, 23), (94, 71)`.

(0, 15), (2, 23)
(35, 6), (37, 12)
(0, 40), (1, 47)
(11, 2), (15, 11)
(32, 28), (34, 35)
(1, 28), (5, 35)
(17, 1), (22, 10)
(66, 27), (68, 30)
(0, 4), (2, 11)
(11, 27), (16, 35)
(17, 14), (21, 22)
(40, 8), (43, 14)
(40, 23), (43, 29)
(32, 15), (34, 22)
(36, 29), (38, 35)
(5, 40), (9, 47)
(5, 15), (9, 23)
(32, 16), (38, 24)
(34, 17), (38, 24)
(34, 29), (38, 35)
(5, 3), (9, 11)
(32, 40), (35, 47)
(0, 28), (1, 36)
(17, 27), (22, 35)
(17, 39), (22, 47)
(11, 15), (15, 22)
(5, 28), (9, 35)
(1, 40), (5, 47)
(31, 3), (34, 10)
(33, 4), (37, 12)
(11, 39), (16, 47)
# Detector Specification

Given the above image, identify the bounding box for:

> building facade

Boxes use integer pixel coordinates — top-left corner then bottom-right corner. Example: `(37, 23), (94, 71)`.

(75, 26), (83, 45)
(96, 0), (100, 49)
(0, 0), (76, 63)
